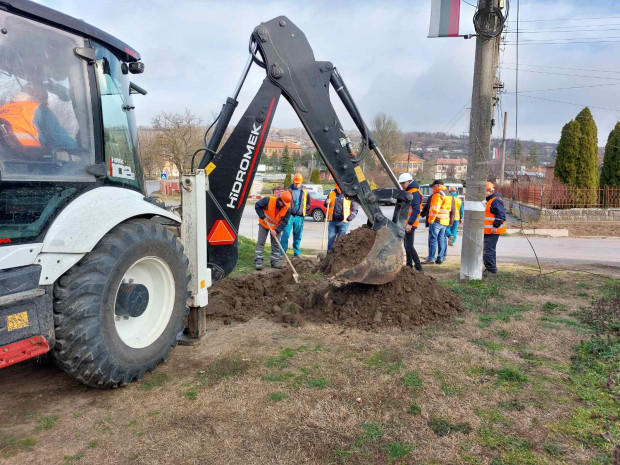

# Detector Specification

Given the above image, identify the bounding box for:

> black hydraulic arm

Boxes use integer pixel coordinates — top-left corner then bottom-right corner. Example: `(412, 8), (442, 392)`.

(200, 16), (411, 281)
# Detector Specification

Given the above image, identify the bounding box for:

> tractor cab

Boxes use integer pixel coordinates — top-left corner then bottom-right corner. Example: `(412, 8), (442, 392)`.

(0, 1), (145, 247)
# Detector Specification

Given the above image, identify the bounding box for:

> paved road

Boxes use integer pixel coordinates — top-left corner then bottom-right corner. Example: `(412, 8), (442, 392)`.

(145, 181), (620, 270)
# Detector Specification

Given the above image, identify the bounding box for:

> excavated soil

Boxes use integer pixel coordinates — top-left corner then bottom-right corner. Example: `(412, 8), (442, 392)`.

(207, 227), (463, 330)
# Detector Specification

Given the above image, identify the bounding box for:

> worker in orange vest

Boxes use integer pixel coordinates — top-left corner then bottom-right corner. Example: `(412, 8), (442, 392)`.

(324, 185), (358, 252)
(422, 180), (454, 265)
(398, 172), (423, 271)
(0, 84), (77, 150)
(447, 187), (463, 246)
(280, 173), (310, 257)
(254, 191), (292, 270)
(483, 181), (507, 275)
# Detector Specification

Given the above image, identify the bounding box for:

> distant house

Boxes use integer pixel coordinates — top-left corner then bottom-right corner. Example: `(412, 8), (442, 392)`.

(392, 153), (424, 174)
(263, 140), (302, 158)
(430, 158), (468, 180)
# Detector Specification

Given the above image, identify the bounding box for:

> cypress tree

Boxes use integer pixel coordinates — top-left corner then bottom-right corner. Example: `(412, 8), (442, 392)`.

(280, 146), (294, 175)
(310, 169), (321, 184)
(601, 122), (620, 188)
(574, 107), (599, 205)
(554, 120), (581, 186)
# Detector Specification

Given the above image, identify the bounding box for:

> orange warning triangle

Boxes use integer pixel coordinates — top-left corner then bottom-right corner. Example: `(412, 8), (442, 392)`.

(207, 220), (236, 245)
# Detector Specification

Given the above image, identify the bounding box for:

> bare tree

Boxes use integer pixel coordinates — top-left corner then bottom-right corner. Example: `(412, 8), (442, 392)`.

(446, 165), (456, 180)
(137, 128), (164, 178)
(151, 109), (203, 178)
(369, 113), (403, 176)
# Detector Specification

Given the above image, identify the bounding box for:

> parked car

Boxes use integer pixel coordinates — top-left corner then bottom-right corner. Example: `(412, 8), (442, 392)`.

(304, 183), (323, 196)
(308, 191), (327, 222)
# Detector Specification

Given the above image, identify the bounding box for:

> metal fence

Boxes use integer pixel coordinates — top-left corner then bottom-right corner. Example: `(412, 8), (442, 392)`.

(499, 182), (620, 209)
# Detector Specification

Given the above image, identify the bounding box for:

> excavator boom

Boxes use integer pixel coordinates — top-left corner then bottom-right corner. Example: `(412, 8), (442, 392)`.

(200, 16), (412, 284)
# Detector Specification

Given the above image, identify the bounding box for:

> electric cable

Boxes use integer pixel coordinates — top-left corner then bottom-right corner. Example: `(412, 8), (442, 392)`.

(190, 109), (222, 172)
(504, 62), (620, 74)
(506, 15), (620, 23)
(473, 0), (508, 39)
(502, 67), (620, 81)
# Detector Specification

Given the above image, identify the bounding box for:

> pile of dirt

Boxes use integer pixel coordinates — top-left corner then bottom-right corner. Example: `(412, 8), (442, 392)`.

(207, 227), (463, 330)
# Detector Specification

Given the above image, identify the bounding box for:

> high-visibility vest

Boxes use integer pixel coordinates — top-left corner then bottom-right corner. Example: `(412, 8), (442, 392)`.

(484, 197), (506, 235)
(453, 197), (462, 221)
(258, 196), (289, 230)
(327, 189), (351, 222)
(406, 186), (423, 228)
(0, 101), (41, 147)
(428, 187), (452, 226)
(288, 186), (307, 216)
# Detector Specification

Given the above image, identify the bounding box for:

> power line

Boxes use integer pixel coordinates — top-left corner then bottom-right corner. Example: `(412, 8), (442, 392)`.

(517, 94), (620, 112)
(503, 62), (620, 74)
(504, 39), (620, 45)
(502, 67), (620, 81)
(505, 82), (620, 93)
(506, 15), (620, 22)
(507, 22), (620, 30)
(505, 35), (620, 42)
(505, 27), (620, 33)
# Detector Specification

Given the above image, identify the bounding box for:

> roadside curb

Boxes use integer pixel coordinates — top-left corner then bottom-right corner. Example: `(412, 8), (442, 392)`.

(505, 228), (569, 237)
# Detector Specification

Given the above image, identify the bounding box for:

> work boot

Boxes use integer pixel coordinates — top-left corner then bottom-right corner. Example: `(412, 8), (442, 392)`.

(255, 262), (263, 271)
(435, 259), (443, 265)
(415, 266), (424, 273)
(422, 259), (435, 265)
(483, 269), (498, 277)
(271, 261), (284, 269)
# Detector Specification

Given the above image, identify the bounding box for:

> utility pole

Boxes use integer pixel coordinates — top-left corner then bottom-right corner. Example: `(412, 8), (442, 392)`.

(405, 140), (412, 174)
(460, 0), (502, 280)
(499, 111), (508, 185)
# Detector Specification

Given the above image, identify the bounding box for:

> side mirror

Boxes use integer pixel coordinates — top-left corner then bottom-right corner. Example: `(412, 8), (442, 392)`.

(128, 62), (145, 74)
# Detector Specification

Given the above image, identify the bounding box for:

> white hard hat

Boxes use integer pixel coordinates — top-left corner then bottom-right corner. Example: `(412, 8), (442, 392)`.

(398, 173), (413, 183)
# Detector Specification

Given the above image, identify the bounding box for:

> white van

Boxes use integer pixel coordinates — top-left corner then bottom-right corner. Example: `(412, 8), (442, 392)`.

(304, 183), (323, 196)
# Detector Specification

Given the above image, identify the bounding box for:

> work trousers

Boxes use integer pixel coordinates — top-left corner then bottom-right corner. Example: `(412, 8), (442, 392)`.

(483, 234), (500, 273)
(404, 228), (422, 270)
(255, 225), (281, 266)
(281, 215), (305, 256)
(446, 220), (459, 242)
(327, 221), (349, 252)
(427, 222), (447, 261)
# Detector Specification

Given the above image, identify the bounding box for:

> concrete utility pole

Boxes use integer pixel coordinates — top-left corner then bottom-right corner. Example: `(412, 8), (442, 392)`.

(460, 0), (502, 280)
(499, 111), (508, 186)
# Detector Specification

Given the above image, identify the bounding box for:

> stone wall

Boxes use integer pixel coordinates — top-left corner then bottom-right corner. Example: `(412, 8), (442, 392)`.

(507, 199), (620, 222)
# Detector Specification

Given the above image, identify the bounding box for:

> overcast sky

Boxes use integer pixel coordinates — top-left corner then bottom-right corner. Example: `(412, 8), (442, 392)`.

(40, 0), (620, 145)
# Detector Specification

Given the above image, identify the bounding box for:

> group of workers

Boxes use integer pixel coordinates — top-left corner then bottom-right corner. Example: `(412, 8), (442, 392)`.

(253, 171), (506, 276)
(253, 173), (358, 270)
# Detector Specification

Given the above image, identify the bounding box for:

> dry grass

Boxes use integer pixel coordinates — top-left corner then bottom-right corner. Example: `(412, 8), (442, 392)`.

(0, 263), (616, 464)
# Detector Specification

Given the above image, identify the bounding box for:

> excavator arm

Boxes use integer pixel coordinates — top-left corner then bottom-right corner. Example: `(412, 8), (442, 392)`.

(199, 16), (412, 284)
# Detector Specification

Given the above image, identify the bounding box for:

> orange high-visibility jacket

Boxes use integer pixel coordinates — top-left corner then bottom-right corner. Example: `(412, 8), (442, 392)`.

(407, 186), (423, 228)
(326, 189), (352, 222)
(428, 186), (452, 226)
(258, 196), (289, 230)
(0, 101), (41, 146)
(484, 197), (507, 234)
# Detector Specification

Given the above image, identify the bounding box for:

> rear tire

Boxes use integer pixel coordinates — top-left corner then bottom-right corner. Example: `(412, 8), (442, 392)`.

(52, 218), (190, 387)
(312, 209), (325, 222)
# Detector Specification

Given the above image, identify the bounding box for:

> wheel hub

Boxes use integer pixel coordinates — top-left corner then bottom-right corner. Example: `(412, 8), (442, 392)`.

(115, 283), (149, 318)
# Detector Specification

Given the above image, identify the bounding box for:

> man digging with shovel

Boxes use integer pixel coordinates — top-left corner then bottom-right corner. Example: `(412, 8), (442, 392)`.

(254, 191), (292, 270)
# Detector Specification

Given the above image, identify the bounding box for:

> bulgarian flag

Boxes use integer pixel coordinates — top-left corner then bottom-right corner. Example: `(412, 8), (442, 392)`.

(428, 0), (461, 37)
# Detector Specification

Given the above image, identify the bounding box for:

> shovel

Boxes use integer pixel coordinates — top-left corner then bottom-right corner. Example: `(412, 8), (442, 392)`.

(268, 226), (300, 283)
(318, 208), (329, 259)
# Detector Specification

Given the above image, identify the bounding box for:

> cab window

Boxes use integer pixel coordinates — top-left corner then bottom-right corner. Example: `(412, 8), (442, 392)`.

(0, 11), (95, 181)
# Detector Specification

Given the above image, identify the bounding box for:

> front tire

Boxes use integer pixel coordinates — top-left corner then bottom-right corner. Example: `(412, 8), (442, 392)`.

(52, 218), (190, 387)
(312, 209), (325, 222)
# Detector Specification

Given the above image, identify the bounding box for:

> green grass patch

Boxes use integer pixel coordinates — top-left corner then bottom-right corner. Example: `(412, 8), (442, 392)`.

(479, 427), (532, 451)
(0, 435), (36, 458)
(494, 329), (511, 340)
(471, 338), (504, 352)
(366, 349), (404, 374)
(496, 367), (528, 384)
(196, 357), (252, 386)
(268, 391), (289, 402)
(408, 404), (422, 415)
(63, 452), (84, 464)
(498, 400), (526, 411)
(181, 390), (197, 401)
(231, 235), (263, 276)
(440, 279), (503, 312)
(35, 415), (59, 433)
(477, 304), (531, 328)
(541, 301), (567, 314)
(88, 441), (98, 448)
(384, 442), (416, 460)
(265, 346), (306, 369)
(139, 372), (169, 391)
(354, 423), (385, 446)
(400, 371), (424, 392)
(305, 377), (332, 389)
(428, 416), (472, 437)
(433, 370), (463, 396)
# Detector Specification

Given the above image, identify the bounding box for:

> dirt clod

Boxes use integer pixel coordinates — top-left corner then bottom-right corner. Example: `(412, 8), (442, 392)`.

(208, 227), (463, 330)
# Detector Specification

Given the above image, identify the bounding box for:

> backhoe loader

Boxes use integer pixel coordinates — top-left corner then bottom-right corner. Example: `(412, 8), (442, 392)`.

(0, 0), (412, 387)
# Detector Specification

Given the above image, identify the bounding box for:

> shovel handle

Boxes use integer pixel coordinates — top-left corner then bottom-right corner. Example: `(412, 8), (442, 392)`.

(268, 226), (300, 283)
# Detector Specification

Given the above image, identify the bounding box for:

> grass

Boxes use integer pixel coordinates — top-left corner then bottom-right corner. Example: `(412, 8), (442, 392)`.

(428, 417), (472, 437)
(400, 371), (424, 392)
(268, 391), (289, 402)
(181, 390), (197, 401)
(366, 349), (404, 374)
(139, 372), (169, 391)
(35, 415), (59, 433)
(196, 357), (252, 386)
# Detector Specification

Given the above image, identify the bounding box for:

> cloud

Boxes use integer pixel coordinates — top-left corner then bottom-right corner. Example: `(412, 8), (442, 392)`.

(38, 0), (620, 143)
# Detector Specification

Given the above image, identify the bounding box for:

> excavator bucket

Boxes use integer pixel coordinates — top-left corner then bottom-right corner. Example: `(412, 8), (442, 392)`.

(332, 192), (410, 285)
(334, 225), (405, 285)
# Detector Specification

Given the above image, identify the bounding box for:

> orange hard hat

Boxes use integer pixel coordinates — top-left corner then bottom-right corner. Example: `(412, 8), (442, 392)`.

(293, 173), (303, 183)
(279, 190), (292, 205)
(449, 187), (456, 192)
(486, 181), (495, 190)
